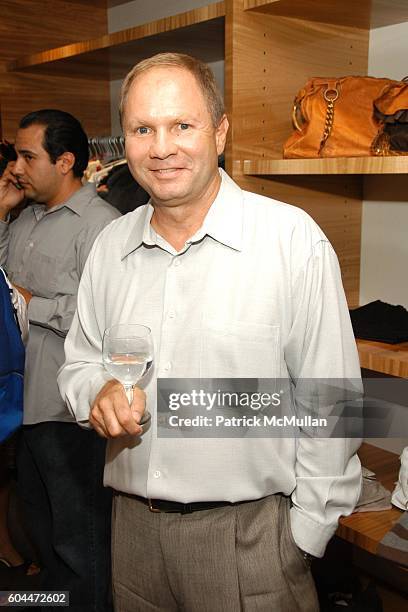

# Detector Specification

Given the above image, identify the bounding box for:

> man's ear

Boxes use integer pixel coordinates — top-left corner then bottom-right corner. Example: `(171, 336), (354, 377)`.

(215, 114), (229, 156)
(57, 152), (75, 175)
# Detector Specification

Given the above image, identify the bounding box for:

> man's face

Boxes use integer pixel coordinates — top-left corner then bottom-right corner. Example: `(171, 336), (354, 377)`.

(13, 124), (62, 205)
(122, 66), (228, 209)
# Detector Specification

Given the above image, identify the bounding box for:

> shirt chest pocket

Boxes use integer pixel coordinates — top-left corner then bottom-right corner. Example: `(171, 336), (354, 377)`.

(25, 249), (60, 297)
(199, 317), (280, 378)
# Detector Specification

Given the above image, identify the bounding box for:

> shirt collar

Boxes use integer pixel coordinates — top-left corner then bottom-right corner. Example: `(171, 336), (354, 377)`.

(32, 182), (97, 220)
(121, 168), (244, 260)
(194, 169), (244, 251)
(121, 203), (155, 259)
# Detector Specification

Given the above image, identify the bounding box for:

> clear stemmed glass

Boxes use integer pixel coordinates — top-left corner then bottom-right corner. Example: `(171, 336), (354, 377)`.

(102, 323), (154, 426)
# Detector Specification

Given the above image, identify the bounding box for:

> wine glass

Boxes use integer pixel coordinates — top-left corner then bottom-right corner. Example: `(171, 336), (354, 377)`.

(102, 323), (154, 426)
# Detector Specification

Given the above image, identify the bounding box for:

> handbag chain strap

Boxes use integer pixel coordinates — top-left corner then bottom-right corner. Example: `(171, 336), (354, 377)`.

(319, 86), (339, 154)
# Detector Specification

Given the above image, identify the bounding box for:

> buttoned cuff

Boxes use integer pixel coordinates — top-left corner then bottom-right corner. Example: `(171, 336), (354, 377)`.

(290, 506), (336, 558)
(392, 484), (408, 510)
(73, 370), (112, 426)
(28, 295), (55, 323)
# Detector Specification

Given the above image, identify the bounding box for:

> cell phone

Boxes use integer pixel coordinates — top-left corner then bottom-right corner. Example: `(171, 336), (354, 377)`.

(0, 140), (18, 179)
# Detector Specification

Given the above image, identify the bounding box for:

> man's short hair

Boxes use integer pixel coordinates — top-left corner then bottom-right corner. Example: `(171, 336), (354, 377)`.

(19, 109), (89, 178)
(119, 52), (225, 128)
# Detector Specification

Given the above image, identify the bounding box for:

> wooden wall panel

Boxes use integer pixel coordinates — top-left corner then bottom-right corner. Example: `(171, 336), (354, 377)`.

(225, 0), (369, 305)
(0, 73), (110, 141)
(8, 5), (226, 80)
(0, 1), (107, 63)
(0, 0), (109, 138)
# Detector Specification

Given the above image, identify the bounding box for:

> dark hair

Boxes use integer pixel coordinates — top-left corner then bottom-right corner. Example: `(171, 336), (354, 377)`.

(19, 109), (89, 178)
(0, 140), (17, 177)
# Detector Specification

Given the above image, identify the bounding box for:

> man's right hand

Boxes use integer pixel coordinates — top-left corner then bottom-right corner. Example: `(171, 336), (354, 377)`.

(0, 162), (25, 220)
(90, 379), (146, 438)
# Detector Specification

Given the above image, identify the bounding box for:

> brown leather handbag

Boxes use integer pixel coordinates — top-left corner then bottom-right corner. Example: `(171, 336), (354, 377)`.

(283, 76), (408, 158)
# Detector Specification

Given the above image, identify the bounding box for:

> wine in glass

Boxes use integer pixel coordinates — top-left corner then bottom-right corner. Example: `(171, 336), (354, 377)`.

(102, 323), (153, 426)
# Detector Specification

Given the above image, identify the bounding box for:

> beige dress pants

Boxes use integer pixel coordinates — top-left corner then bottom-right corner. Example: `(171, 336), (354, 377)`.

(112, 493), (319, 612)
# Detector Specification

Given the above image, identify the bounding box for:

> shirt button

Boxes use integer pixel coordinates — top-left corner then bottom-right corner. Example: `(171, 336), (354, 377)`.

(174, 259), (181, 267)
(168, 310), (176, 319)
(164, 362), (172, 372)
(153, 470), (161, 479)
(28, 241), (34, 248)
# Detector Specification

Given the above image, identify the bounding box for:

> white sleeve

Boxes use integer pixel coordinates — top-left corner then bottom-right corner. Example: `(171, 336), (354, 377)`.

(1, 267), (29, 344)
(285, 240), (362, 557)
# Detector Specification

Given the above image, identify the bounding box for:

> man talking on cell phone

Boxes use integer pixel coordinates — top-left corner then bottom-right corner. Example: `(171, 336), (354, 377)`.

(0, 110), (119, 611)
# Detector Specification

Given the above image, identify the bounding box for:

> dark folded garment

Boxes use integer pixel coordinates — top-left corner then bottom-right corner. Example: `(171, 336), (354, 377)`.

(100, 164), (150, 214)
(350, 300), (408, 344)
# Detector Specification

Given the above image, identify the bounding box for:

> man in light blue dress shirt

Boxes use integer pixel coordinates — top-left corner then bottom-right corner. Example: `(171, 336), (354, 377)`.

(59, 55), (362, 612)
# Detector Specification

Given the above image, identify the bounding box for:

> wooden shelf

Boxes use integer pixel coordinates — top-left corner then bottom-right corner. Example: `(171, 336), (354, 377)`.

(7, 1), (225, 80)
(244, 0), (408, 29)
(243, 156), (408, 176)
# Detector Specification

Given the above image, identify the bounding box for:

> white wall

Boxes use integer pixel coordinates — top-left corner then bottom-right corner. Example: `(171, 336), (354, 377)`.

(361, 23), (408, 454)
(360, 23), (408, 310)
(361, 176), (408, 308)
(108, 0), (220, 33)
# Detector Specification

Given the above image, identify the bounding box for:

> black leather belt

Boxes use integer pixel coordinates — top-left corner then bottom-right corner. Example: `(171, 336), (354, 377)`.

(133, 495), (235, 514)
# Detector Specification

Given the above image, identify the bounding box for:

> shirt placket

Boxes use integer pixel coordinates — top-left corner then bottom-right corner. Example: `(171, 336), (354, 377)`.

(16, 209), (46, 284)
(147, 252), (183, 497)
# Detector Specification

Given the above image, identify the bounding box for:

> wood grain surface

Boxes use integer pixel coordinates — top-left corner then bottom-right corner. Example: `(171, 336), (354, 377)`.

(243, 156), (408, 175)
(357, 340), (408, 378)
(7, 2), (226, 80)
(0, 0), (107, 63)
(0, 0), (110, 139)
(337, 443), (403, 555)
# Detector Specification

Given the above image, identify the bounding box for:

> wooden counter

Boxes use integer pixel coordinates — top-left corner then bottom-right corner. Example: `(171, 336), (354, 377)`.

(357, 339), (408, 378)
(336, 342), (407, 556)
(337, 443), (403, 555)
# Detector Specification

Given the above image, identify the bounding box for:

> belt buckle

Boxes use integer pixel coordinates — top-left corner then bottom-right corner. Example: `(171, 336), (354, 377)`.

(148, 498), (161, 513)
